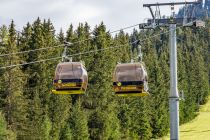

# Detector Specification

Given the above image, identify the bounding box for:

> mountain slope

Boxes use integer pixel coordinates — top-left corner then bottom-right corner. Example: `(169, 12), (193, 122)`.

(162, 96), (210, 140)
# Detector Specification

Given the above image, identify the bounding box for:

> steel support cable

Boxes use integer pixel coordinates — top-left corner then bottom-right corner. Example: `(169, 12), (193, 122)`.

(0, 44), (65, 57)
(175, 22), (209, 54)
(0, 20), (201, 69)
(0, 20), (202, 58)
(177, 36), (209, 53)
(0, 45), (130, 69)
(108, 23), (140, 34)
(0, 56), (62, 69)
(0, 23), (140, 57)
(0, 29), (172, 69)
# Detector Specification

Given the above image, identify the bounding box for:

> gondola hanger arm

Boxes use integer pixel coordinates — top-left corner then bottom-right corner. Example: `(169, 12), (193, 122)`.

(62, 41), (73, 62)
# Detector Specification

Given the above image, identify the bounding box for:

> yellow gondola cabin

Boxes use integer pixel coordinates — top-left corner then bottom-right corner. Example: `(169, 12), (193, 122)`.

(113, 63), (149, 97)
(52, 62), (88, 94)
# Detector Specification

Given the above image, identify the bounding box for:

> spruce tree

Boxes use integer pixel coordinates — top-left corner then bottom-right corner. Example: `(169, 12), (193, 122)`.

(1, 21), (28, 138)
(0, 111), (16, 140)
(86, 23), (120, 139)
(69, 100), (89, 140)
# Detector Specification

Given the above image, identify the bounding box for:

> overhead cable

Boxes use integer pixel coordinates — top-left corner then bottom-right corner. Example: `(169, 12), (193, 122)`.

(0, 29), (172, 69)
(0, 23), (140, 57)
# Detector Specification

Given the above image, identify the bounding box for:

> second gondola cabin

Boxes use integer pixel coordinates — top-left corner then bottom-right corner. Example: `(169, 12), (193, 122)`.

(113, 62), (149, 96)
(52, 62), (88, 94)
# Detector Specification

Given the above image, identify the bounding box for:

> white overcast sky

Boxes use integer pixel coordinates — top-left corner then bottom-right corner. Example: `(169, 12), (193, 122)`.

(0, 0), (187, 33)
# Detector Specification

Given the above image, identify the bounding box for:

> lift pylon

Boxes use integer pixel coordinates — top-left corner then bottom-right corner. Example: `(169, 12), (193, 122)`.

(139, 1), (205, 140)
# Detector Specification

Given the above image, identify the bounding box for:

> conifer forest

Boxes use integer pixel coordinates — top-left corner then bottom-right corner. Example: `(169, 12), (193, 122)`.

(0, 3), (210, 140)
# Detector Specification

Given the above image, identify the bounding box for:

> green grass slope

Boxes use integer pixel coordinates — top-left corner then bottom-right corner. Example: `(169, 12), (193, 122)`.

(161, 96), (210, 140)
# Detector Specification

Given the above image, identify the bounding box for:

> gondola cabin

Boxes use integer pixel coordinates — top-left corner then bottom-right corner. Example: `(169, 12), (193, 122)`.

(113, 63), (149, 97)
(52, 62), (88, 94)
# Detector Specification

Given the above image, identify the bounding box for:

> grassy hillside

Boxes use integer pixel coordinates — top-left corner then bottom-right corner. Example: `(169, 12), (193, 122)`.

(162, 96), (210, 140)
